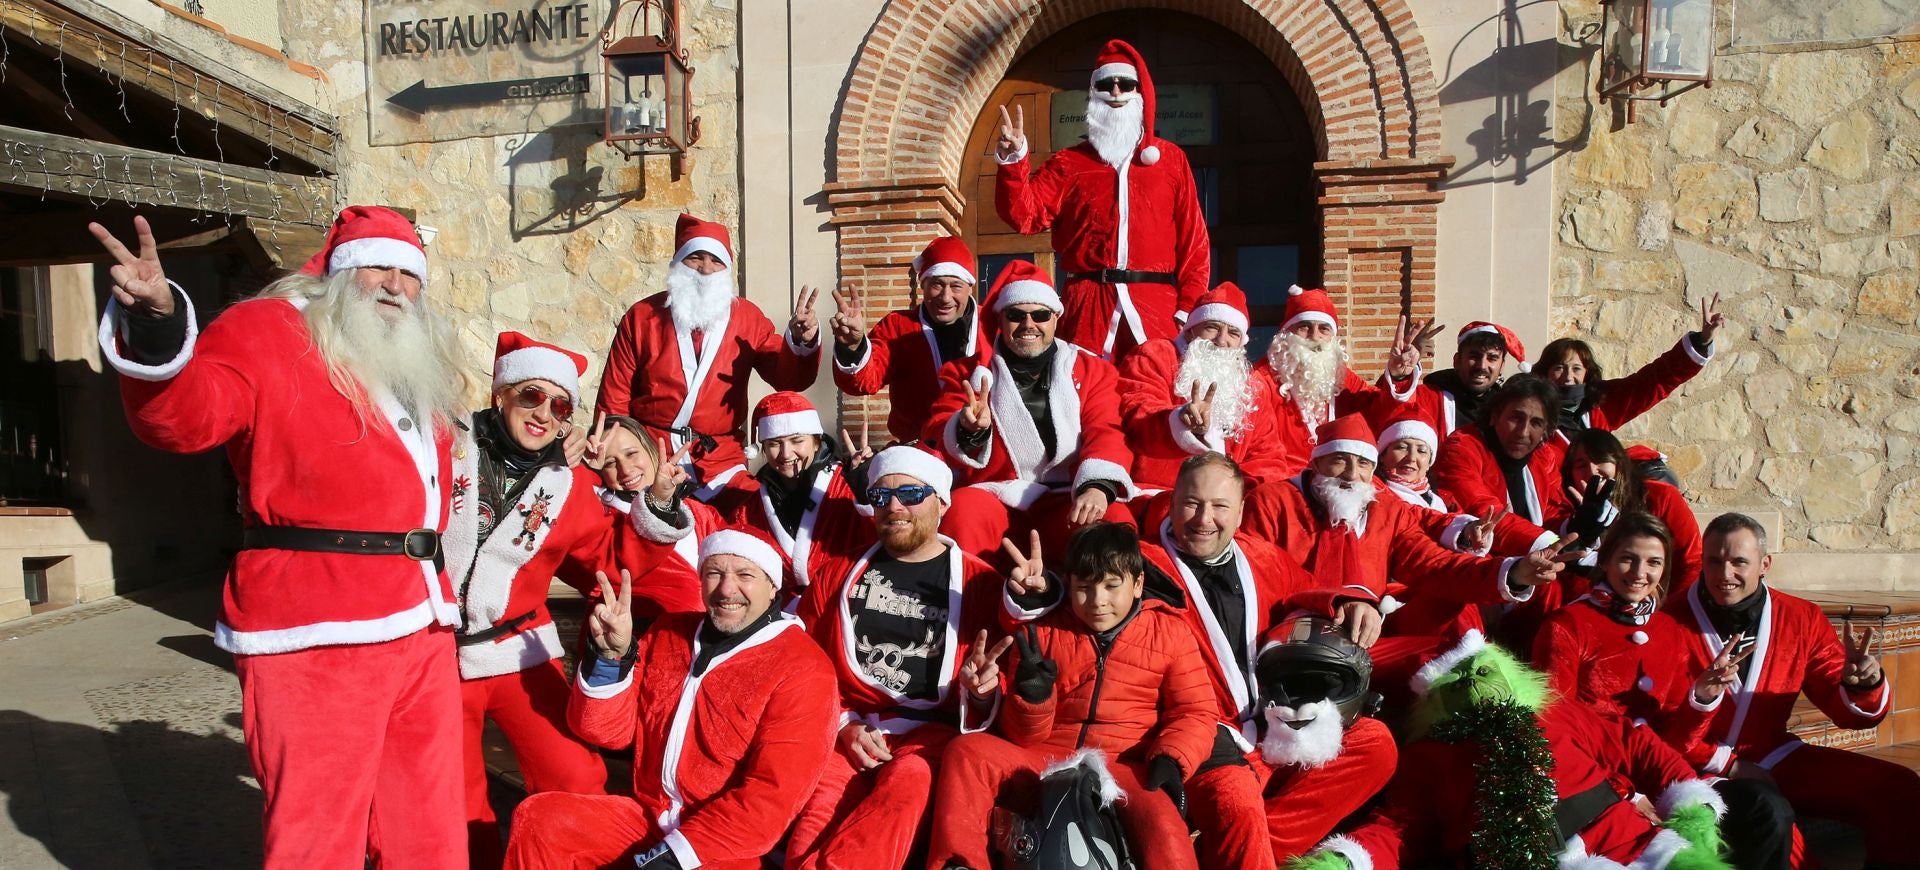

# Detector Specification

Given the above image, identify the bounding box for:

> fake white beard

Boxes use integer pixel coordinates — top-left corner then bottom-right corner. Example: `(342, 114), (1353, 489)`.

(1085, 92), (1144, 169)
(1269, 333), (1345, 431)
(326, 289), (458, 421)
(1311, 473), (1376, 528)
(1260, 699), (1347, 768)
(666, 261), (735, 334)
(1176, 338), (1254, 439)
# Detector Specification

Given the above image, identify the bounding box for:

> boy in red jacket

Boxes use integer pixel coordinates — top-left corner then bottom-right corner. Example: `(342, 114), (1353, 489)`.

(926, 522), (1215, 869)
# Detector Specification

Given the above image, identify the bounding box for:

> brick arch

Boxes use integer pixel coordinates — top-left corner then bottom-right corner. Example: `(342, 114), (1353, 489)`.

(824, 0), (1455, 426)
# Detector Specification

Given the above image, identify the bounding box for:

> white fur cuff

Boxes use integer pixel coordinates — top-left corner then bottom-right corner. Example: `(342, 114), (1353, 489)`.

(1655, 779), (1727, 821)
(629, 499), (694, 543)
(99, 282), (200, 382)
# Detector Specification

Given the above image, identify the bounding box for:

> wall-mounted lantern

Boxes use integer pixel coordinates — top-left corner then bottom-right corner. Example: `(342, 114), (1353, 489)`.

(602, 0), (699, 156)
(1598, 0), (1714, 121)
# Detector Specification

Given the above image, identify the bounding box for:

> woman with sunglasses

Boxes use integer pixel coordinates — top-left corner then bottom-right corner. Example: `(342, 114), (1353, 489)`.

(443, 333), (658, 869)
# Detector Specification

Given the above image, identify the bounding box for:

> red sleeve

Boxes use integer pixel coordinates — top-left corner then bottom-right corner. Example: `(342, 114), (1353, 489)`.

(744, 304), (821, 392)
(673, 647), (840, 863)
(995, 152), (1069, 235)
(1117, 343), (1203, 461)
(1150, 617), (1222, 776)
(1649, 483), (1702, 597)
(1617, 706), (1703, 796)
(1531, 611), (1589, 702)
(1071, 355), (1135, 492)
(594, 305), (641, 419)
(554, 478), (624, 596)
(1590, 335), (1710, 431)
(1169, 153), (1211, 318)
(1658, 690), (1724, 772)
(114, 299), (265, 454)
(830, 312), (901, 397)
(922, 359), (981, 466)
(1430, 433), (1555, 547)
(1387, 515), (1522, 608)
(567, 626), (650, 750)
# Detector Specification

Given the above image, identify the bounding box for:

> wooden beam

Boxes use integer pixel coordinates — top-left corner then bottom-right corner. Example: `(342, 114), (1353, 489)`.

(0, 123), (335, 225)
(3, 51), (127, 145)
(0, 0), (337, 170)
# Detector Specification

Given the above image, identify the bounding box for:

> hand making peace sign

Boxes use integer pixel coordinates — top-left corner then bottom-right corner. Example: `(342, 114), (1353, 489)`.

(790, 285), (823, 345)
(1001, 530), (1049, 599)
(1691, 632), (1753, 705)
(1507, 533), (1582, 587)
(1698, 292), (1726, 346)
(588, 569), (635, 660)
(840, 420), (875, 466)
(959, 381), (994, 433)
(1460, 507), (1507, 553)
(88, 216), (176, 318)
(995, 104), (1027, 163)
(958, 629), (1017, 699)
(649, 437), (693, 505)
(1841, 622), (1883, 689)
(1179, 383), (1218, 439)
(829, 285), (867, 349)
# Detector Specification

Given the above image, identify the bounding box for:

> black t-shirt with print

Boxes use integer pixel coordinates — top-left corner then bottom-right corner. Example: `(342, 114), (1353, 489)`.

(846, 549), (952, 702)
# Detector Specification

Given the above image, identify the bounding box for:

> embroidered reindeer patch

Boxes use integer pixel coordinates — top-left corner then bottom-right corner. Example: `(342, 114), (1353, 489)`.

(512, 489), (556, 551)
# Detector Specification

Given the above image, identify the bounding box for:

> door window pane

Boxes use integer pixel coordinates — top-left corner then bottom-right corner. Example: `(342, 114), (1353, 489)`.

(1235, 245), (1301, 307)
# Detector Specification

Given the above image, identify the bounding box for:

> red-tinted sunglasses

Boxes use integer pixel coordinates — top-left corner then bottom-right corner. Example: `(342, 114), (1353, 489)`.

(510, 384), (574, 420)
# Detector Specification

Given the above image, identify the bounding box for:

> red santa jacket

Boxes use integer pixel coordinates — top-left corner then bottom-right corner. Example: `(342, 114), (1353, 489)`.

(1241, 475), (1529, 637)
(798, 538), (1005, 734)
(1532, 597), (1697, 732)
(718, 463), (874, 595)
(923, 341), (1136, 509)
(1431, 425), (1570, 542)
(1251, 364), (1390, 481)
(570, 612), (837, 865)
(443, 441), (647, 679)
(1543, 479), (1703, 598)
(1667, 584), (1891, 775)
(593, 293), (820, 488)
(1142, 522), (1313, 743)
(999, 599), (1217, 776)
(103, 294), (459, 655)
(1117, 338), (1289, 491)
(1326, 699), (1720, 870)
(995, 141), (1210, 351)
(1380, 477), (1559, 556)
(832, 305), (986, 444)
(596, 488), (711, 618)
(1553, 335), (1713, 446)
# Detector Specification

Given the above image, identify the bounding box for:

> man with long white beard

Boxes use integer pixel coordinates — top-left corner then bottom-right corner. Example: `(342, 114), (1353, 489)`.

(1258, 285), (1433, 477)
(1119, 282), (1288, 497)
(88, 206), (467, 868)
(994, 38), (1209, 360)
(594, 213), (822, 494)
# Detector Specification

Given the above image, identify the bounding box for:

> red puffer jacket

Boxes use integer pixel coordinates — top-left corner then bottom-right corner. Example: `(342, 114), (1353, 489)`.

(1000, 598), (1217, 777)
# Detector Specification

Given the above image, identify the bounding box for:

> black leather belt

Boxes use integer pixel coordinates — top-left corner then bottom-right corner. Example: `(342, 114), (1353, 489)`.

(455, 610), (540, 646)
(1067, 269), (1176, 285)
(242, 526), (445, 573)
(668, 426), (721, 457)
(1554, 779), (1622, 845)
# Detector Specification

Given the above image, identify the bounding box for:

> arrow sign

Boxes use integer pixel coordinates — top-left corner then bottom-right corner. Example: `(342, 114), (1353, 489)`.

(387, 74), (592, 114)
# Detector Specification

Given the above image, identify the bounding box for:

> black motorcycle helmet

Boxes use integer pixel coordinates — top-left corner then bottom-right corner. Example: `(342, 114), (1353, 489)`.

(1255, 615), (1377, 726)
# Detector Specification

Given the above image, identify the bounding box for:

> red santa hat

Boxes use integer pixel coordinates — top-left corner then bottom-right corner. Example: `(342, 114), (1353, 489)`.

(1311, 414), (1379, 464)
(1281, 285), (1340, 335)
(1090, 39), (1160, 166)
(867, 445), (954, 504)
(1459, 321), (1528, 372)
(673, 213), (734, 271)
(299, 205), (428, 285)
(698, 528), (788, 590)
(492, 332), (589, 405)
(913, 236), (977, 286)
(746, 391), (823, 460)
(1374, 406), (1439, 457)
(1185, 281), (1251, 335)
(985, 259), (1063, 315)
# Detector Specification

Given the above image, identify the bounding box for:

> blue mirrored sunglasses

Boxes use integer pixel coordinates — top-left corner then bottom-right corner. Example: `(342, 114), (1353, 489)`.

(868, 484), (937, 508)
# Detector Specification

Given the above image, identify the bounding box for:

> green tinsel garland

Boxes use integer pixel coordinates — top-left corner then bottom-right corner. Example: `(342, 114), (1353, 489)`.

(1429, 699), (1562, 870)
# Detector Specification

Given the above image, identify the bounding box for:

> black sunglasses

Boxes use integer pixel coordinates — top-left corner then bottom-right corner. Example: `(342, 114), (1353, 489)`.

(1094, 77), (1141, 94)
(1004, 307), (1055, 324)
(868, 484), (937, 508)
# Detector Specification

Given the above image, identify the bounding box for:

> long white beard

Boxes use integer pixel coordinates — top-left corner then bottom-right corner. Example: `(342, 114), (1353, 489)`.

(329, 291), (452, 420)
(1311, 474), (1376, 528)
(1269, 333), (1345, 434)
(666, 261), (735, 334)
(1260, 699), (1347, 768)
(1176, 339), (1254, 440)
(1085, 93), (1143, 169)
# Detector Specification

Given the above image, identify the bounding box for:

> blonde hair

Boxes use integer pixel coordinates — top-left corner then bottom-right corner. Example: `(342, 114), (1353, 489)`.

(255, 269), (470, 427)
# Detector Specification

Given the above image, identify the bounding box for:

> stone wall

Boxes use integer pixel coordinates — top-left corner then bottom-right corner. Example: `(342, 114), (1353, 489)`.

(1553, 1), (1920, 554)
(277, 0), (745, 408)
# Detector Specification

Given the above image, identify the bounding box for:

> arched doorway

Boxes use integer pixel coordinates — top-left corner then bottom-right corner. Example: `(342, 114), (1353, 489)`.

(957, 10), (1320, 353)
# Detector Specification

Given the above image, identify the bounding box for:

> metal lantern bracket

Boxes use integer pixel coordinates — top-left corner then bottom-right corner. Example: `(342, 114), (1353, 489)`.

(602, 0), (701, 158)
(1596, 0), (1716, 124)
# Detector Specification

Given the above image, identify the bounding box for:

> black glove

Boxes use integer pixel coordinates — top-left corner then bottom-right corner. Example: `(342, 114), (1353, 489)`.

(632, 841), (684, 869)
(1564, 475), (1617, 550)
(1012, 625), (1058, 704)
(1145, 754), (1187, 818)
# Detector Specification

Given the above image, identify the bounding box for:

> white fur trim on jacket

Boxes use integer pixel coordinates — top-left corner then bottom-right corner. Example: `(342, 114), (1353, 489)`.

(329, 236), (429, 283)
(1655, 779), (1727, 821)
(833, 337), (873, 374)
(1073, 457), (1137, 504)
(942, 414), (994, 470)
(1168, 407), (1222, 455)
(493, 346), (582, 404)
(459, 621), (566, 680)
(1316, 835), (1374, 870)
(99, 282), (199, 382)
(1559, 827), (1694, 870)
(575, 657), (634, 700)
(1041, 747), (1124, 807)
(1681, 334), (1713, 367)
(214, 601), (437, 656)
(1410, 629), (1486, 697)
(1496, 557), (1534, 603)
(629, 498), (694, 543)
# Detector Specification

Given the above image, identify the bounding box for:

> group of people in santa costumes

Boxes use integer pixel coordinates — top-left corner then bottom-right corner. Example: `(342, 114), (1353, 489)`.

(84, 30), (1918, 870)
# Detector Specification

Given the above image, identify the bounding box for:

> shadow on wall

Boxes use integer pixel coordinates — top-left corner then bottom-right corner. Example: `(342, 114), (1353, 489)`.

(0, 710), (263, 869)
(1436, 0), (1601, 189)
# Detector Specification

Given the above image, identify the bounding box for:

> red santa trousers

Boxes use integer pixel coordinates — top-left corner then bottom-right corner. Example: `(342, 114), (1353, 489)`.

(941, 487), (1137, 572)
(462, 659), (608, 870)
(235, 625), (463, 870)
(1770, 742), (1920, 865)
(785, 724), (957, 870)
(1059, 276), (1179, 362)
(925, 732), (1198, 870)
(1184, 717), (1398, 868)
(502, 792), (760, 870)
